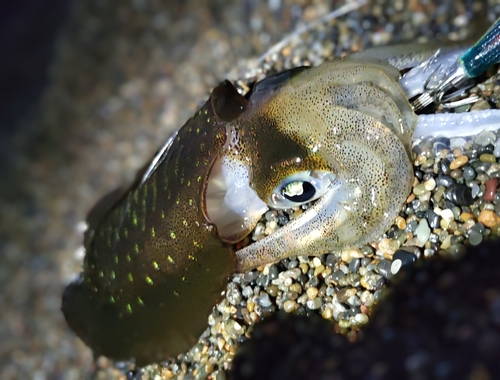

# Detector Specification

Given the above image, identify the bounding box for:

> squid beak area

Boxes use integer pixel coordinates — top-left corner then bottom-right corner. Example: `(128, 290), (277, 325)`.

(205, 155), (269, 244)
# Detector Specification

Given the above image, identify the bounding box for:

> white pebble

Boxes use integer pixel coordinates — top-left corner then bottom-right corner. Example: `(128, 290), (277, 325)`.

(391, 259), (402, 275)
(354, 313), (369, 324)
(440, 209), (454, 223)
(416, 219), (431, 246)
(423, 178), (436, 191)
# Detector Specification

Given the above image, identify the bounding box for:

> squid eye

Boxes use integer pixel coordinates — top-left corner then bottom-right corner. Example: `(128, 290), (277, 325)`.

(269, 171), (335, 209)
(281, 181), (316, 203)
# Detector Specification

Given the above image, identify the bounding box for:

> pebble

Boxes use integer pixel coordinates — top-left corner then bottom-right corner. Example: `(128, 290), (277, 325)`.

(325, 254), (337, 268)
(444, 184), (474, 206)
(436, 176), (454, 187)
(423, 178), (436, 191)
(226, 284), (242, 306)
(266, 285), (279, 297)
(468, 230), (483, 246)
(425, 209), (441, 229)
(283, 300), (298, 313)
(474, 129), (496, 146)
(282, 268), (302, 280)
(471, 183), (480, 199)
(416, 218), (431, 246)
(393, 250), (417, 268)
(460, 212), (474, 222)
(480, 153), (497, 163)
(306, 298), (322, 310)
(348, 258), (361, 273)
(375, 259), (393, 279)
(354, 313), (369, 325)
(484, 178), (499, 202)
(378, 238), (398, 256)
(331, 270), (345, 283)
(472, 222), (486, 234)
(257, 294), (272, 308)
(359, 291), (375, 307)
(268, 265), (279, 280)
(440, 158), (452, 175)
(462, 166), (476, 181)
(395, 216), (406, 230)
(341, 248), (364, 263)
(413, 183), (427, 196)
(338, 320), (351, 329)
(478, 210), (500, 228)
(306, 287), (319, 299)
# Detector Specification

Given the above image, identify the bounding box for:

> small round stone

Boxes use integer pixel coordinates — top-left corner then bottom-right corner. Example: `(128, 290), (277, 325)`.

(354, 313), (369, 325)
(338, 319), (351, 329)
(425, 209), (441, 229)
(450, 155), (468, 169)
(478, 210), (500, 228)
(331, 270), (345, 283)
(484, 178), (499, 202)
(413, 183), (427, 196)
(348, 258), (361, 273)
(283, 300), (298, 313)
(462, 166), (476, 181)
(468, 230), (483, 246)
(475, 129), (496, 146)
(375, 259), (393, 279)
(440, 159), (451, 175)
(306, 297), (322, 310)
(257, 293), (272, 308)
(444, 184), (474, 206)
(423, 178), (436, 191)
(480, 153), (497, 163)
(393, 249), (417, 268)
(282, 268), (301, 280)
(416, 218), (431, 246)
(266, 285), (279, 297)
(436, 176), (454, 187)
(306, 287), (319, 299)
(226, 284), (242, 306)
(268, 265), (279, 280)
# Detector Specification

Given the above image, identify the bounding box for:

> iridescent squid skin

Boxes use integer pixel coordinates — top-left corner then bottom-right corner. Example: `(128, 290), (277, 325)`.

(62, 58), (416, 364)
(232, 59), (415, 271)
(62, 82), (246, 365)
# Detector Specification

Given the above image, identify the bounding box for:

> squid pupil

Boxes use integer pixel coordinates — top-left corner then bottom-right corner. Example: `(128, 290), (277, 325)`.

(282, 181), (316, 203)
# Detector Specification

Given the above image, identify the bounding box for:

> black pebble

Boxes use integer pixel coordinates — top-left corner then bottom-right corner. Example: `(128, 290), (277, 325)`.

(393, 250), (417, 267)
(375, 259), (393, 280)
(440, 158), (451, 175)
(414, 169), (423, 180)
(348, 258), (360, 273)
(478, 144), (494, 155)
(425, 209), (441, 229)
(268, 265), (279, 280)
(325, 254), (338, 268)
(444, 184), (474, 206)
